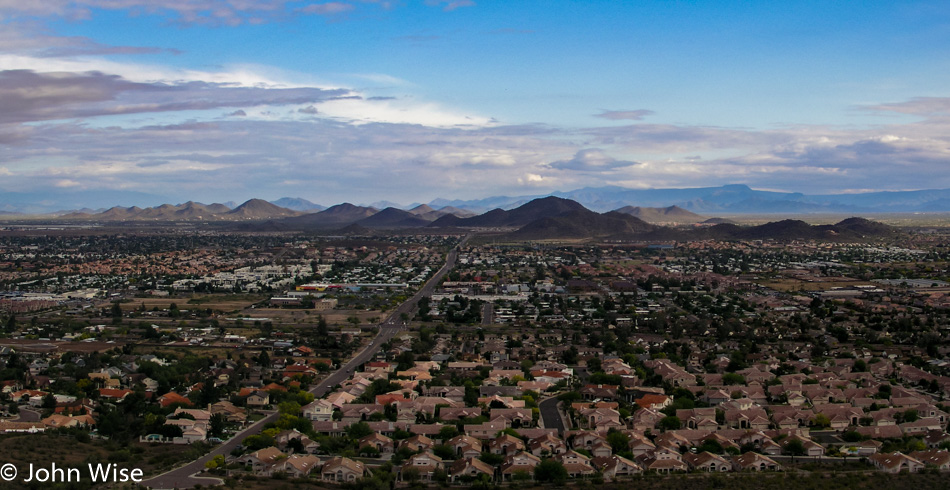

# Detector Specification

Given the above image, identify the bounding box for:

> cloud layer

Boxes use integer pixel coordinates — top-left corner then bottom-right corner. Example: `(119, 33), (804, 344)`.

(1, 3), (949, 206)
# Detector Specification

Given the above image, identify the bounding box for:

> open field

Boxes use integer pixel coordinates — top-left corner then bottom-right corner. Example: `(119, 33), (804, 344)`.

(757, 278), (867, 292)
(114, 295), (267, 313)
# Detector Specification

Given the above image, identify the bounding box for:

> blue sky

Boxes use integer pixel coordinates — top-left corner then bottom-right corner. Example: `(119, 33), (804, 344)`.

(1, 1), (949, 207)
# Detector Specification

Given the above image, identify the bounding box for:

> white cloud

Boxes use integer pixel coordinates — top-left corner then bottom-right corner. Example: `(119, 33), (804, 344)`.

(547, 148), (639, 172)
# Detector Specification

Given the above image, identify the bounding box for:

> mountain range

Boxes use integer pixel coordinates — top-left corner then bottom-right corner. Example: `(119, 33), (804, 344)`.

(430, 184), (950, 214)
(6, 184), (950, 216)
(1, 193), (902, 242)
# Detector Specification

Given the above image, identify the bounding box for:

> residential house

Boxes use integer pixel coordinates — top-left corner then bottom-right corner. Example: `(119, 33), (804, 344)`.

(732, 452), (781, 471)
(321, 457), (367, 482)
(868, 452), (925, 474)
(239, 447), (286, 475)
(684, 451), (732, 472)
(499, 451), (541, 481)
(449, 457), (494, 482)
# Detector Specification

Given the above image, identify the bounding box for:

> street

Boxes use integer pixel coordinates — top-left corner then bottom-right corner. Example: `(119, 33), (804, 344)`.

(142, 235), (467, 489)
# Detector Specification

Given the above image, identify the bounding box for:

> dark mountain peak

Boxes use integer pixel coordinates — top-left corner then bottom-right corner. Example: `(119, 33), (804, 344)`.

(429, 213), (464, 227)
(447, 196), (589, 228)
(510, 207), (656, 240)
(279, 202), (378, 229)
(323, 202), (374, 214)
(836, 217), (875, 227)
(518, 195), (587, 213)
(834, 217), (897, 236)
(356, 207), (430, 228)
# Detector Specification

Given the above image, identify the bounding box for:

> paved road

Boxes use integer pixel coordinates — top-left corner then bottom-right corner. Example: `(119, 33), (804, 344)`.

(538, 397), (566, 437)
(143, 322), (404, 489)
(481, 302), (493, 325)
(381, 235), (469, 328)
(142, 235), (469, 489)
(14, 408), (41, 423)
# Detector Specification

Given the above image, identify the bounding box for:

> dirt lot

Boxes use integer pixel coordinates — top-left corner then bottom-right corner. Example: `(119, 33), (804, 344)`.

(0, 432), (204, 488)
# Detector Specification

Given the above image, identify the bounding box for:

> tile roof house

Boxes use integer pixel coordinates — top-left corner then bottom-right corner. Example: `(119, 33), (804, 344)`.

(684, 451), (732, 472)
(239, 447), (286, 475)
(592, 454), (641, 480)
(868, 452), (925, 473)
(449, 457), (495, 482)
(399, 451), (444, 482)
(732, 452), (781, 472)
(321, 457), (367, 482)
(499, 451), (541, 481)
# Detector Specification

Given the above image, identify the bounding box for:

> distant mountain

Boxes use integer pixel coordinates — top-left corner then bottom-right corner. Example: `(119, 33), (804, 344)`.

(226, 199), (301, 219)
(702, 217), (737, 225)
(408, 204), (475, 221)
(356, 207), (431, 229)
(428, 194), (546, 214)
(426, 184), (950, 214)
(437, 206), (477, 218)
(833, 217), (901, 237)
(428, 214), (466, 227)
(204, 203), (232, 214)
(0, 190), (169, 215)
(502, 209), (898, 242)
(435, 196), (590, 228)
(58, 200), (294, 221)
(270, 197), (325, 212)
(407, 204), (445, 221)
(690, 217), (901, 242)
(408, 204), (434, 215)
(282, 203), (379, 228)
(14, 183), (950, 221)
(509, 209), (656, 240)
(100, 206), (142, 219)
(614, 205), (705, 224)
(134, 203), (182, 220)
(367, 200), (405, 210)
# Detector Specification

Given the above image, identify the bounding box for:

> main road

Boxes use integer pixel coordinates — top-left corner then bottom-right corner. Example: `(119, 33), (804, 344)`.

(143, 234), (469, 489)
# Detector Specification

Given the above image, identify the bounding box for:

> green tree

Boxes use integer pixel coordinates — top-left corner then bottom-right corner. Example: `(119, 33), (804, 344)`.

(534, 459), (567, 485)
(42, 393), (57, 410)
(606, 430), (630, 454)
(317, 315), (329, 337)
(345, 421), (374, 439)
(812, 413), (831, 428)
(659, 416), (681, 431)
(722, 373), (746, 385)
(205, 455), (226, 470)
(902, 409), (919, 423)
(783, 439), (805, 456)
(209, 413), (226, 438)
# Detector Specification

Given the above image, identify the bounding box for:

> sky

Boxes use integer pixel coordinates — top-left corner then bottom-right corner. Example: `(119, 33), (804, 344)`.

(1, 0), (949, 208)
